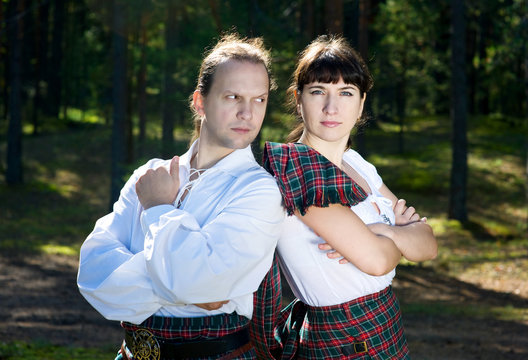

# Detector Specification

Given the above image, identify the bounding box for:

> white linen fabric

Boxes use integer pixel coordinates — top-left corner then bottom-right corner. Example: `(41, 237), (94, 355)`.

(77, 141), (284, 324)
(277, 149), (396, 307)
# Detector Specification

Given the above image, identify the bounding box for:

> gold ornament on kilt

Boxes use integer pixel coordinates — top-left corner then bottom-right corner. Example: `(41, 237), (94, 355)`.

(132, 329), (160, 360)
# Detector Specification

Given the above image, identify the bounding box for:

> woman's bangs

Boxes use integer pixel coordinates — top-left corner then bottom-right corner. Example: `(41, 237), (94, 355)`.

(301, 55), (362, 89)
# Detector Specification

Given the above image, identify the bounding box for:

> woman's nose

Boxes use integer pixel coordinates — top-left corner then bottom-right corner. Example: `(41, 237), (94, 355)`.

(323, 96), (338, 115)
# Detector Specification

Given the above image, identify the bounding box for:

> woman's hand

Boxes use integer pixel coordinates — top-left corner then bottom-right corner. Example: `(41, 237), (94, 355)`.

(318, 242), (350, 264)
(394, 199), (422, 225)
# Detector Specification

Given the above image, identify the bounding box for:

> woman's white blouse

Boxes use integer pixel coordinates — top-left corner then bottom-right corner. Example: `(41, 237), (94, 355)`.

(77, 142), (284, 324)
(277, 149), (396, 307)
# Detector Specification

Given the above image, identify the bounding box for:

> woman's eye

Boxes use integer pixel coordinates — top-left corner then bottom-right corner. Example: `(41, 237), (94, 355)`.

(341, 91), (353, 96)
(310, 90), (324, 95)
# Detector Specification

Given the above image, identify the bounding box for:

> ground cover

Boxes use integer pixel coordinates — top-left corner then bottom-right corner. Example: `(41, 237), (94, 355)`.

(0, 115), (526, 359)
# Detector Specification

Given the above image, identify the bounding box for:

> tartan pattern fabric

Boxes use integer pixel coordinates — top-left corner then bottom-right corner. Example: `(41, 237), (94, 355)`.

(115, 345), (256, 360)
(262, 142), (368, 216)
(283, 286), (409, 360)
(250, 252), (284, 359)
(122, 313), (250, 340)
(120, 313), (255, 359)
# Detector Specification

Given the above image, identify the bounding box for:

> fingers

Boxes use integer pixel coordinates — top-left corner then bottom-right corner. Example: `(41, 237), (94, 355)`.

(170, 156), (180, 181)
(319, 243), (342, 258)
(394, 198), (407, 215)
(194, 300), (228, 311)
(319, 243), (348, 264)
(318, 243), (332, 251)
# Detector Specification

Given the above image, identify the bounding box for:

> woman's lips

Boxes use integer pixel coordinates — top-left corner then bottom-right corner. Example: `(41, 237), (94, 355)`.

(321, 121), (341, 128)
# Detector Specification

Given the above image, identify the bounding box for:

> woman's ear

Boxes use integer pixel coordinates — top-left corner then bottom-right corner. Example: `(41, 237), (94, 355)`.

(294, 89), (302, 115)
(193, 90), (205, 117)
(358, 93), (367, 117)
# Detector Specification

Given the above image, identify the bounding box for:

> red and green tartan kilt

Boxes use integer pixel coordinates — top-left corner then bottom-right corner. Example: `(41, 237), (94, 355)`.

(284, 286), (409, 360)
(250, 253), (284, 359)
(118, 312), (256, 359)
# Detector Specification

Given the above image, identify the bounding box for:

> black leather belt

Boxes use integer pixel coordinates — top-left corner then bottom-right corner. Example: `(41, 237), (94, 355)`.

(124, 327), (251, 360)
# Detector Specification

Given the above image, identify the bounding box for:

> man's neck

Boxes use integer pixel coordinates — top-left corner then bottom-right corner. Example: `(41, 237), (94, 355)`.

(192, 138), (236, 170)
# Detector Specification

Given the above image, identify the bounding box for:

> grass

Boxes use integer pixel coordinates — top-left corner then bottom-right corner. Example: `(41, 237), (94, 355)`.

(0, 112), (526, 357)
(0, 341), (116, 360)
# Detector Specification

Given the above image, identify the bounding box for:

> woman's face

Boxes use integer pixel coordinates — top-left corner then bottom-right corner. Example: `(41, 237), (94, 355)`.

(298, 77), (365, 145)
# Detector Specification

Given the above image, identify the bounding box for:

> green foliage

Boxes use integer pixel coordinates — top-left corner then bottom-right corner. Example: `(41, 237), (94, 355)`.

(0, 341), (115, 360)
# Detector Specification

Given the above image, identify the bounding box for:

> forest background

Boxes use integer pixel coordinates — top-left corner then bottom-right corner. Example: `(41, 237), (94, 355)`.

(0, 0), (527, 359)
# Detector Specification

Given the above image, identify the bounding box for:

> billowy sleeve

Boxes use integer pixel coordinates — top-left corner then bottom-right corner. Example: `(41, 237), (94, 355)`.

(77, 160), (167, 324)
(77, 164), (284, 324)
(141, 173), (284, 305)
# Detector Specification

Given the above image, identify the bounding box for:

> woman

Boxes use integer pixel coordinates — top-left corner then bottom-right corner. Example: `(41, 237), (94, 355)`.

(262, 35), (437, 359)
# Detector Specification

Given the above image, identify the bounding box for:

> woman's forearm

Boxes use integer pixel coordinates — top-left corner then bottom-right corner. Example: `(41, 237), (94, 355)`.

(368, 222), (437, 262)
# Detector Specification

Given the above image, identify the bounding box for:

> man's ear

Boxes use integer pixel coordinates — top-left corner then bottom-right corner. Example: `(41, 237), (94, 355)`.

(193, 90), (205, 117)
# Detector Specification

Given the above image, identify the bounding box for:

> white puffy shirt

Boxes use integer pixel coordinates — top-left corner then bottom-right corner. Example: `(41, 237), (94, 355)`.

(277, 149), (396, 307)
(77, 141), (284, 324)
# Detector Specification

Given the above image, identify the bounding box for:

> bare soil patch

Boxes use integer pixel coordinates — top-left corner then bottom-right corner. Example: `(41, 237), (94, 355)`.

(1, 254), (527, 359)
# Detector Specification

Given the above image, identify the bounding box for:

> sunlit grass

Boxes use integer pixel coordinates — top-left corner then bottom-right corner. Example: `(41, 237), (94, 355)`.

(402, 302), (528, 323)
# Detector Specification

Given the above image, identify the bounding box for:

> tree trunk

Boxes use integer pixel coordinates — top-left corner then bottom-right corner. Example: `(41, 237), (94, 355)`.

(110, 0), (128, 207)
(208, 0), (222, 33)
(32, 0), (50, 135)
(325, 0), (344, 35)
(0, 0), (7, 120)
(448, 0), (468, 222)
(6, 0), (24, 185)
(523, 3), (528, 237)
(355, 0), (370, 156)
(161, 0), (178, 158)
(137, 12), (148, 157)
(47, 0), (65, 119)
(301, 0), (315, 43)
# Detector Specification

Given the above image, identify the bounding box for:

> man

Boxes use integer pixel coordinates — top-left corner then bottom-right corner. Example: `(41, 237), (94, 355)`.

(77, 34), (284, 360)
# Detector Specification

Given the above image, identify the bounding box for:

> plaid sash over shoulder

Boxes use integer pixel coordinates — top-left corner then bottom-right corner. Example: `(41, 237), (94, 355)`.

(263, 142), (367, 216)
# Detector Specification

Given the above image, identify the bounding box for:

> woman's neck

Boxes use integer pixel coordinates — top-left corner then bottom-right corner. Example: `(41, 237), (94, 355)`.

(299, 133), (348, 168)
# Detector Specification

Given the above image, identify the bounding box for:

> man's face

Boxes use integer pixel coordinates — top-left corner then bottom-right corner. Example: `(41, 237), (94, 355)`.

(194, 60), (269, 153)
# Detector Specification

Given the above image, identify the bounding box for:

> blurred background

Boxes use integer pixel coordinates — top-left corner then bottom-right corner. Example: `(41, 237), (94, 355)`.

(0, 0), (527, 359)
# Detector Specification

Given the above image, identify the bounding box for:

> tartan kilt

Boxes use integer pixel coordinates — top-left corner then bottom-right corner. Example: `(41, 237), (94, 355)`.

(284, 286), (409, 360)
(118, 312), (256, 359)
(250, 252), (284, 359)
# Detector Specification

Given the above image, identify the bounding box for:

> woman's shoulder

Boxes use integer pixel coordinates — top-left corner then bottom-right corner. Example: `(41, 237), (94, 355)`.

(343, 148), (383, 188)
(263, 141), (367, 215)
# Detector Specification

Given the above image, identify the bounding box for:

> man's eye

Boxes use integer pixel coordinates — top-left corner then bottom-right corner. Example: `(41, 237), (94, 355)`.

(226, 95), (237, 100)
(255, 98), (267, 103)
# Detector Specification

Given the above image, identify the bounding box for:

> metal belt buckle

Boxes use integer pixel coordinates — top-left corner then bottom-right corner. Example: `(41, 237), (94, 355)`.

(132, 329), (161, 360)
(353, 341), (368, 354)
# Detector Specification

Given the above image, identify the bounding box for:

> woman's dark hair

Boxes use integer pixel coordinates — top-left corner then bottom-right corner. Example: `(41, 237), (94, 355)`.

(190, 33), (275, 143)
(286, 35), (373, 144)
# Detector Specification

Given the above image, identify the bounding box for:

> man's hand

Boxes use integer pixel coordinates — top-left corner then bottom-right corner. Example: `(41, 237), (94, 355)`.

(136, 156), (180, 210)
(194, 301), (229, 311)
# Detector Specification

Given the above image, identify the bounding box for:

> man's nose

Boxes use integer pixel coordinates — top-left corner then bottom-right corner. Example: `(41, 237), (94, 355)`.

(237, 101), (252, 120)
